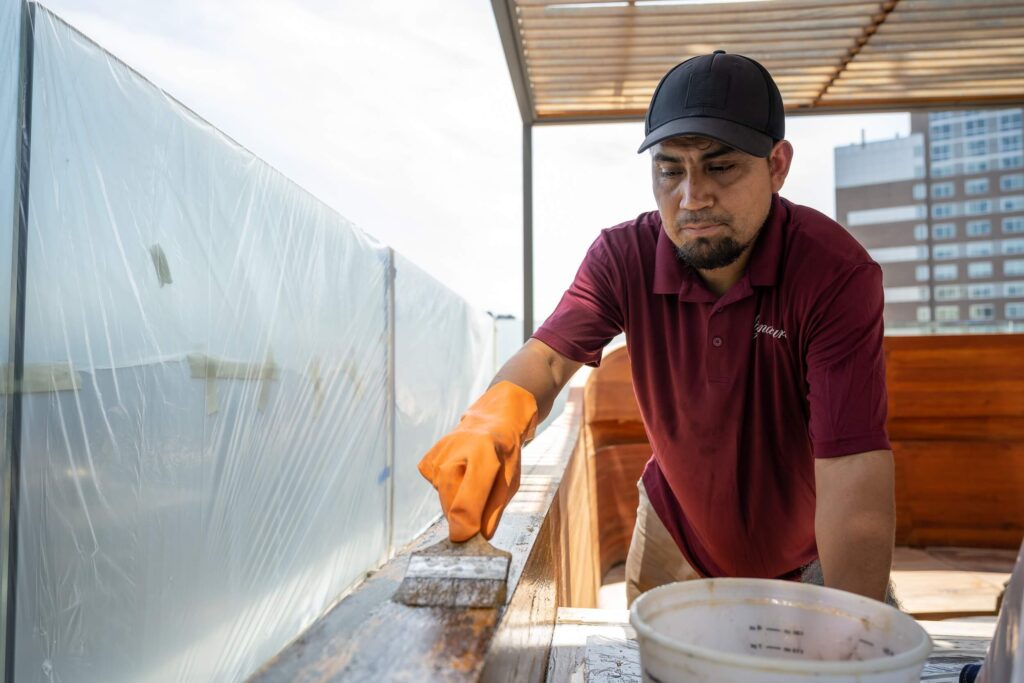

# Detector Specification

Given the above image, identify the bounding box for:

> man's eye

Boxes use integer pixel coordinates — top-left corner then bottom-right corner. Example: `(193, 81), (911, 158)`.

(659, 169), (682, 177)
(709, 164), (734, 173)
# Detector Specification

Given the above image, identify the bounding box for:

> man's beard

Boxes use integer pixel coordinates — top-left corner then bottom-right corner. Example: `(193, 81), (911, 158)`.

(675, 233), (754, 270)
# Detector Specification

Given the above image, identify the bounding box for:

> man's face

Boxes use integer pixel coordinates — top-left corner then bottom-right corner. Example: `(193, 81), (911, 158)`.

(651, 136), (790, 271)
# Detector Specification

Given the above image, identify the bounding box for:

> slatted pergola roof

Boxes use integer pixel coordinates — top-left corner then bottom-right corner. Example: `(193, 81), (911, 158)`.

(492, 0), (1024, 124)
(488, 0), (1024, 339)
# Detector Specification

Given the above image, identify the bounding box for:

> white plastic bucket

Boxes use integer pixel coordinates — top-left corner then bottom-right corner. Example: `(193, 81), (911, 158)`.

(629, 578), (932, 682)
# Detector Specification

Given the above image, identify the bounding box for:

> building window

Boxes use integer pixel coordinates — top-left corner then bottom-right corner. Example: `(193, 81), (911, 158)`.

(1001, 135), (1023, 153)
(965, 178), (989, 195)
(1005, 282), (1024, 297)
(1000, 197), (1024, 212)
(966, 220), (992, 236)
(932, 203), (958, 218)
(913, 224), (928, 240)
(912, 183), (927, 200)
(968, 262), (993, 279)
(916, 306), (932, 322)
(931, 122), (953, 140)
(1004, 217), (1024, 234)
(1004, 238), (1024, 255)
(932, 163), (958, 177)
(934, 264), (958, 280)
(934, 285), (961, 301)
(1006, 302), (1024, 319)
(1002, 174), (1024, 192)
(969, 303), (995, 320)
(966, 241), (994, 257)
(967, 140), (988, 157)
(934, 244), (959, 260)
(999, 111), (1023, 131)
(935, 305), (960, 321)
(968, 284), (995, 300)
(965, 118), (988, 136)
(1005, 259), (1024, 276)
(931, 182), (955, 198)
(1000, 155), (1024, 170)
(932, 223), (956, 240)
(965, 200), (992, 215)
(931, 143), (953, 161)
(915, 265), (929, 281)
(966, 159), (991, 174)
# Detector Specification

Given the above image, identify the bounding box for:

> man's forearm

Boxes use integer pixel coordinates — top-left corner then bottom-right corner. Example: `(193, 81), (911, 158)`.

(814, 449), (896, 602)
(489, 339), (582, 424)
(816, 511), (894, 601)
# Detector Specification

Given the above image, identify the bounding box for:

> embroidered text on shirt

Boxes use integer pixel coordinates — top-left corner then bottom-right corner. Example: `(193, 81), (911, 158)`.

(753, 315), (788, 341)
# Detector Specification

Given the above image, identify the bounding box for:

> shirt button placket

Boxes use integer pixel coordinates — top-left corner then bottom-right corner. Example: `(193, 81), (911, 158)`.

(708, 318), (727, 381)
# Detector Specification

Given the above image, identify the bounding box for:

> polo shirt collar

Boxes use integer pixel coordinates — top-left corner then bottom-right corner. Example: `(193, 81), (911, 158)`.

(652, 193), (787, 300)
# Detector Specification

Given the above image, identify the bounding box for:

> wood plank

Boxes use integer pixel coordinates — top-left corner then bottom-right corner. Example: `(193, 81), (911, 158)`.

(892, 440), (1024, 549)
(593, 444), (649, 577)
(248, 390), (586, 682)
(892, 547), (1010, 619)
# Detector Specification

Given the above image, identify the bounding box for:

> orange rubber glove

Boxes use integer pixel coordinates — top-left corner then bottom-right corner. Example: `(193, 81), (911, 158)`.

(418, 381), (539, 542)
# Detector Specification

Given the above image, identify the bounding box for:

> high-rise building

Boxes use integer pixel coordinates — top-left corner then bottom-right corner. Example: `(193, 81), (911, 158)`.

(835, 109), (1024, 331)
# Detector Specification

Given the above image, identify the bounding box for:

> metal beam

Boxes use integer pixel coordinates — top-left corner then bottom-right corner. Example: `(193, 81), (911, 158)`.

(491, 0), (535, 124)
(4, 3), (34, 681)
(522, 123), (533, 342)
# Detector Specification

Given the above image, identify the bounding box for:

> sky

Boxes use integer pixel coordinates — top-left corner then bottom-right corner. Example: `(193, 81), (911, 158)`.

(34, 0), (910, 325)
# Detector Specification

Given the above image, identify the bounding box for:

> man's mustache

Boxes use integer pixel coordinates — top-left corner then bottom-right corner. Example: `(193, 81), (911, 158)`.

(675, 212), (732, 228)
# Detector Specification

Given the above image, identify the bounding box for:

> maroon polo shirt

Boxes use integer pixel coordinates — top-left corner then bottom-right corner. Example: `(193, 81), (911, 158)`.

(533, 194), (890, 580)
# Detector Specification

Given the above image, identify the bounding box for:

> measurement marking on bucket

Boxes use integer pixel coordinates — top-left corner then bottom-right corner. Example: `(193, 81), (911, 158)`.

(748, 625), (804, 635)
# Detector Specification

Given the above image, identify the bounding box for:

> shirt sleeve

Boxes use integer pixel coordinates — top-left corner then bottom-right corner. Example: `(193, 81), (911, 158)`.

(532, 232), (625, 367)
(805, 263), (892, 458)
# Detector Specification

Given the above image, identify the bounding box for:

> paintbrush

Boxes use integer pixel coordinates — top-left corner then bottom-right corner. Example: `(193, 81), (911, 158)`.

(394, 533), (512, 608)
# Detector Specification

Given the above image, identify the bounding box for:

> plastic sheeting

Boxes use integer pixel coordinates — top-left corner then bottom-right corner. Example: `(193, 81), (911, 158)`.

(393, 253), (494, 547)
(5, 6), (496, 682)
(0, 0), (22, 677)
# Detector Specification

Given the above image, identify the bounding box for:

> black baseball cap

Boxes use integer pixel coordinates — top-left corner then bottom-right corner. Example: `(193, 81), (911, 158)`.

(638, 50), (785, 157)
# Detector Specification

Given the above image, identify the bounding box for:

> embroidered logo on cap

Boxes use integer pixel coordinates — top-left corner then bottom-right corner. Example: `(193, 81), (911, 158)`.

(685, 72), (729, 109)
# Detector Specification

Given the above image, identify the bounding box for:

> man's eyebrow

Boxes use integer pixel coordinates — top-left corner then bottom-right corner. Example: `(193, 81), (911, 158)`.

(701, 146), (738, 161)
(653, 152), (680, 164)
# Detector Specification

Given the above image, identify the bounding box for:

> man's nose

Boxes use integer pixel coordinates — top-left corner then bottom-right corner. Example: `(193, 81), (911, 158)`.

(679, 174), (713, 212)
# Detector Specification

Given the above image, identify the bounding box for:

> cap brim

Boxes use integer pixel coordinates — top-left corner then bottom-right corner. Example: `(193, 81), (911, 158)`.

(637, 116), (774, 157)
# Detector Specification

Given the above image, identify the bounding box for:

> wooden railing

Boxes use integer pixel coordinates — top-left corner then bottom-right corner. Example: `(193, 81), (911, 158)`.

(582, 335), (1024, 576)
(248, 386), (599, 682)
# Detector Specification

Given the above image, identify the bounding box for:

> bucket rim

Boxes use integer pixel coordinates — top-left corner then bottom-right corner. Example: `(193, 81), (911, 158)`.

(628, 578), (933, 676)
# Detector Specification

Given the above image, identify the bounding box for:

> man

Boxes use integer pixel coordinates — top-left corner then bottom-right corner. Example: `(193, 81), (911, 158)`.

(418, 51), (896, 606)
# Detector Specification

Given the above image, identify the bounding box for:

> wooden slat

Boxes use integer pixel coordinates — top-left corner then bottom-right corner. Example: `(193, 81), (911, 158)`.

(893, 440), (1024, 548)
(516, 0), (873, 8)
(522, 36), (857, 51)
(593, 444), (649, 577)
(826, 81), (1024, 95)
(520, 15), (870, 32)
(521, 25), (864, 41)
(523, 45), (850, 59)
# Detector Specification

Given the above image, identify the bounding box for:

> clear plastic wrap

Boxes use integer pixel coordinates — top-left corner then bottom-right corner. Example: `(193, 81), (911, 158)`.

(393, 253), (494, 547)
(5, 6), (496, 682)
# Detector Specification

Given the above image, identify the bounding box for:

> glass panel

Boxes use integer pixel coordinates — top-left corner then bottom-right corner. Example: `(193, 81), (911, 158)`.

(392, 253), (495, 547)
(15, 9), (390, 682)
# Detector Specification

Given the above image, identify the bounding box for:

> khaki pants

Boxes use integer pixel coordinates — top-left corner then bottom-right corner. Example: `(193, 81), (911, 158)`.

(625, 480), (900, 607)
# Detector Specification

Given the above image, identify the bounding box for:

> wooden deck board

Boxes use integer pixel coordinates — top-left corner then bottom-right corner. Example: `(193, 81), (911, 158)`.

(892, 547), (1014, 619)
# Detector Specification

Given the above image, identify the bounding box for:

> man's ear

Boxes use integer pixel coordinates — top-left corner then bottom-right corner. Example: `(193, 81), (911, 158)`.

(768, 140), (794, 194)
